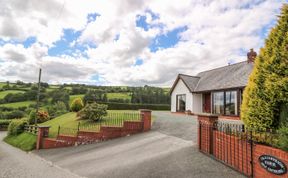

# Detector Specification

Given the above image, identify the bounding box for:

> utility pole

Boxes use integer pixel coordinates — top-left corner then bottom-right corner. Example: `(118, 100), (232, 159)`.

(35, 68), (42, 125)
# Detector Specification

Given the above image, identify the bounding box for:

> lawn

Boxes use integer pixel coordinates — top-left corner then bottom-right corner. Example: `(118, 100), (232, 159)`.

(0, 101), (35, 108)
(4, 132), (37, 151)
(0, 90), (25, 99)
(69, 94), (84, 104)
(40, 110), (140, 138)
(107, 92), (131, 100)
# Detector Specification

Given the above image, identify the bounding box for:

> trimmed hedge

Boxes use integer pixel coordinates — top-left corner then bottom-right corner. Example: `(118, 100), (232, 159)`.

(7, 119), (28, 136)
(0, 119), (12, 130)
(98, 102), (170, 110)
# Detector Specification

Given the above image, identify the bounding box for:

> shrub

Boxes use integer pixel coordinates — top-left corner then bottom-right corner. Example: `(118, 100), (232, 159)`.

(47, 101), (68, 118)
(277, 127), (288, 151)
(51, 90), (70, 109)
(70, 98), (84, 112)
(5, 110), (25, 119)
(78, 103), (108, 121)
(8, 119), (28, 136)
(28, 110), (50, 124)
(0, 120), (12, 130)
(241, 5), (288, 129)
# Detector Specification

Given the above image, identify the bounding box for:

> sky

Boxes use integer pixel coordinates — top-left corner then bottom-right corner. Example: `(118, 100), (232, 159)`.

(0, 0), (285, 86)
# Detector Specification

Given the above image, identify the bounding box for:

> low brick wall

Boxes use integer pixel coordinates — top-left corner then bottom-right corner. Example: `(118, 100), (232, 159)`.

(253, 144), (288, 178)
(38, 110), (151, 149)
(198, 115), (288, 178)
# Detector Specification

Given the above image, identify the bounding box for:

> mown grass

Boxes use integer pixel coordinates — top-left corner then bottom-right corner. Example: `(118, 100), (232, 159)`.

(0, 90), (25, 99)
(0, 101), (35, 108)
(107, 92), (131, 100)
(40, 110), (140, 138)
(4, 132), (37, 151)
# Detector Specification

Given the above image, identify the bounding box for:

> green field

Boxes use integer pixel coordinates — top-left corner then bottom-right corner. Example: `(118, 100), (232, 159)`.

(0, 82), (7, 88)
(40, 111), (139, 137)
(4, 132), (37, 151)
(69, 94), (84, 104)
(107, 92), (131, 100)
(0, 90), (25, 99)
(0, 101), (35, 108)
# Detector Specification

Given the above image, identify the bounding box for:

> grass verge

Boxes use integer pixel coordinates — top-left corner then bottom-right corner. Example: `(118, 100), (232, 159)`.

(4, 132), (37, 151)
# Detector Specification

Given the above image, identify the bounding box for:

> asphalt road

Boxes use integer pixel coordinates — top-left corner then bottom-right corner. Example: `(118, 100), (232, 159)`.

(0, 131), (81, 178)
(33, 111), (244, 178)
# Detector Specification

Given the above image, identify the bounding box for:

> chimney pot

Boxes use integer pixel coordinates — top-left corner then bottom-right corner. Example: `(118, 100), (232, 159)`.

(247, 48), (257, 63)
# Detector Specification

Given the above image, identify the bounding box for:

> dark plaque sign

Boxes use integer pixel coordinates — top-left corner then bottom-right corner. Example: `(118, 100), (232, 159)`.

(259, 155), (287, 175)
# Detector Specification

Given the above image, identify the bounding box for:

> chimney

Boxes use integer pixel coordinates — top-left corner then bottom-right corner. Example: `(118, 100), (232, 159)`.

(247, 48), (257, 63)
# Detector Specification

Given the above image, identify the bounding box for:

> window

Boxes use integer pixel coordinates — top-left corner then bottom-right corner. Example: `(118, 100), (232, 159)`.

(212, 90), (238, 115)
(225, 91), (237, 115)
(176, 94), (186, 112)
(213, 92), (224, 114)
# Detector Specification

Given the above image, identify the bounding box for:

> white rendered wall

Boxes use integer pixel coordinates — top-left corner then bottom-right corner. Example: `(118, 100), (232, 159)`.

(171, 79), (193, 112)
(192, 93), (202, 114)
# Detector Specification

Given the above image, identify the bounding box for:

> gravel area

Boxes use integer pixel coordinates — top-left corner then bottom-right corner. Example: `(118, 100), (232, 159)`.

(0, 131), (81, 178)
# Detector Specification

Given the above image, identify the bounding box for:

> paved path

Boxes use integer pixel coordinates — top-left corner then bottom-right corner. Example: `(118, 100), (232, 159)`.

(33, 111), (244, 178)
(0, 132), (81, 178)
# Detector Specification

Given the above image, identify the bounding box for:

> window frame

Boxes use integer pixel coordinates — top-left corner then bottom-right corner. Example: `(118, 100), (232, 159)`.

(212, 90), (239, 116)
(176, 94), (186, 112)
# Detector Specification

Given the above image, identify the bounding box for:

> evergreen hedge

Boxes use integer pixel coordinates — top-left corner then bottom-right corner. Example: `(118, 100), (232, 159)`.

(98, 102), (170, 110)
(241, 4), (288, 129)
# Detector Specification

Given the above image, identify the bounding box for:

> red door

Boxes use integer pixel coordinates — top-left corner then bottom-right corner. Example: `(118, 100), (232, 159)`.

(203, 93), (211, 113)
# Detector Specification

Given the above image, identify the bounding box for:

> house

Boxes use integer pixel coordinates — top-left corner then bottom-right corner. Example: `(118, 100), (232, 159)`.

(170, 50), (256, 119)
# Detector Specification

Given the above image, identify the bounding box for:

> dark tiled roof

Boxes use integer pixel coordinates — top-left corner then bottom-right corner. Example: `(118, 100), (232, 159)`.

(179, 74), (200, 92)
(174, 61), (254, 93)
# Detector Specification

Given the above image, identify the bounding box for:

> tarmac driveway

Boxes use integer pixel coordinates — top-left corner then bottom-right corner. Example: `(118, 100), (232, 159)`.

(34, 111), (244, 178)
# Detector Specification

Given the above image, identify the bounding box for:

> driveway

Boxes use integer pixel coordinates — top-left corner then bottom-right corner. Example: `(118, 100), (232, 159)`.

(0, 131), (81, 178)
(33, 111), (244, 178)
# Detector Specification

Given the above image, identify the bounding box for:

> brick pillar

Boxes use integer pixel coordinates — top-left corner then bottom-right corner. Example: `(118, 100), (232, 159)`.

(198, 114), (218, 154)
(36, 126), (50, 150)
(140, 109), (152, 132)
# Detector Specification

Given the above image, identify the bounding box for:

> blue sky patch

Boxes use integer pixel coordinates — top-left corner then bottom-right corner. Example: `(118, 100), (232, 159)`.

(134, 58), (143, 66)
(87, 13), (100, 23)
(48, 29), (87, 57)
(23, 36), (37, 48)
(149, 26), (188, 52)
(136, 10), (160, 31)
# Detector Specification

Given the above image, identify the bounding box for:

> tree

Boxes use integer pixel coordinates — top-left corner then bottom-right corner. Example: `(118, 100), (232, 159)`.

(78, 103), (108, 121)
(47, 101), (68, 118)
(70, 98), (84, 112)
(51, 90), (70, 109)
(241, 4), (288, 129)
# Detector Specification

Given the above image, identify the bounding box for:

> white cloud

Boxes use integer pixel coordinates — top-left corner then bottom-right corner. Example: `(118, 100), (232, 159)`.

(0, 0), (284, 86)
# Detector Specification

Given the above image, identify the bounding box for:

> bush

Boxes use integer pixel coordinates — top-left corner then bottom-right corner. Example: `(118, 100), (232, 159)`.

(241, 5), (288, 129)
(8, 119), (28, 136)
(0, 120), (12, 130)
(78, 103), (108, 121)
(98, 102), (170, 110)
(277, 127), (288, 151)
(28, 110), (50, 124)
(5, 110), (25, 119)
(70, 98), (84, 112)
(47, 101), (68, 119)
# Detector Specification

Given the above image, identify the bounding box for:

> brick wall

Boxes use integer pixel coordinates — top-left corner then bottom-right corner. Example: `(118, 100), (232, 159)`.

(38, 110), (151, 149)
(198, 115), (288, 178)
